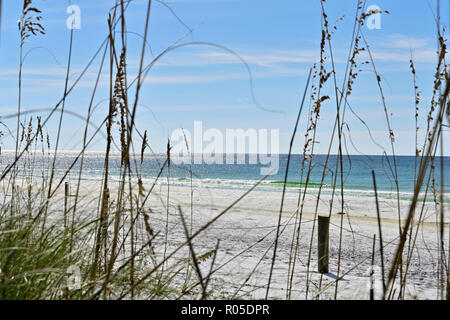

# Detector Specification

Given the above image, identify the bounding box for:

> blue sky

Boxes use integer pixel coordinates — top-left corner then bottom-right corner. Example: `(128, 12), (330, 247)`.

(0, 0), (449, 155)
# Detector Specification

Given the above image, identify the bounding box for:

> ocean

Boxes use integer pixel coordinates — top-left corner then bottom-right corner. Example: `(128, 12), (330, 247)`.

(1, 151), (449, 202)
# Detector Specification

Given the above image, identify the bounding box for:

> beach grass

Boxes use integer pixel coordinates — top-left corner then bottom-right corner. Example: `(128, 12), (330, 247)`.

(0, 0), (449, 300)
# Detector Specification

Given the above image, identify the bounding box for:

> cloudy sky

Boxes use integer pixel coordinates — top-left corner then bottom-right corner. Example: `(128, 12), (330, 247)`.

(0, 0), (449, 155)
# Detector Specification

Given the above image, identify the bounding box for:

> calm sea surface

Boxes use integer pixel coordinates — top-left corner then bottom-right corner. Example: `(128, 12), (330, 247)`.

(1, 152), (449, 201)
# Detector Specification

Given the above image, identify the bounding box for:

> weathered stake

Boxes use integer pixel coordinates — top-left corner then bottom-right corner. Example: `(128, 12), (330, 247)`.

(318, 215), (330, 274)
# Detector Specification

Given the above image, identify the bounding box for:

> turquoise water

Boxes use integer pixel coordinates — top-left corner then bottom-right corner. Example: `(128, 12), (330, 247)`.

(2, 152), (449, 201)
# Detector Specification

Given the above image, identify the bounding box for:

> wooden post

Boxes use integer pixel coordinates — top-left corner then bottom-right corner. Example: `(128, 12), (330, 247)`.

(318, 215), (330, 274)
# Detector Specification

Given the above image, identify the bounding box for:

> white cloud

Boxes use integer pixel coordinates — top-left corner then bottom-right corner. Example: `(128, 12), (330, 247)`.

(142, 104), (256, 112)
(366, 49), (437, 63)
(361, 34), (437, 63)
(157, 48), (318, 68)
(382, 34), (431, 49)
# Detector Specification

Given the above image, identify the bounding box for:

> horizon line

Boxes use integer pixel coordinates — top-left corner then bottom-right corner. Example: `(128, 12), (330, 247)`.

(1, 149), (448, 158)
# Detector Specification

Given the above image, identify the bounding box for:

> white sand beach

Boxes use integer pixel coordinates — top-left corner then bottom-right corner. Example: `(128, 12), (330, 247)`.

(33, 175), (447, 300)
